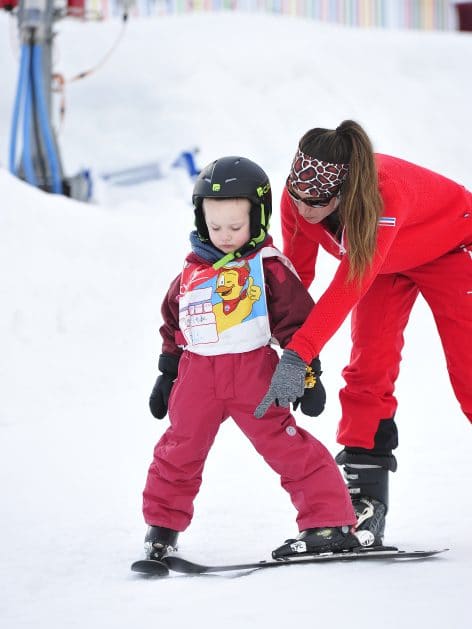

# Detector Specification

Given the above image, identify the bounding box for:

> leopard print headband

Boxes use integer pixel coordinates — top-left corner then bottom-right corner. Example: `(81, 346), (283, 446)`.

(288, 148), (349, 198)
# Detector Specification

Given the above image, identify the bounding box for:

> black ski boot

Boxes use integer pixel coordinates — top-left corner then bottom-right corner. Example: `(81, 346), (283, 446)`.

(144, 525), (179, 561)
(335, 448), (397, 547)
(272, 526), (359, 559)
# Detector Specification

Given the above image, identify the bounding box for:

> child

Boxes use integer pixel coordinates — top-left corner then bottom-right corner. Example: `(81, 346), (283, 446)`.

(142, 156), (357, 562)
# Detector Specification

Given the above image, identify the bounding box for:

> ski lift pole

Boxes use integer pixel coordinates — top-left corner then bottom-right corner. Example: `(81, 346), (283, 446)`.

(8, 0), (132, 200)
(12, 0), (64, 193)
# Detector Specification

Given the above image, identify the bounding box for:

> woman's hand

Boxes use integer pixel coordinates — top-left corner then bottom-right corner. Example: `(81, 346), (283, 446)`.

(254, 349), (306, 418)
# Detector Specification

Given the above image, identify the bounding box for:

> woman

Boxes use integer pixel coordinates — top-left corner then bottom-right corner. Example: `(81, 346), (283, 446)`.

(255, 120), (472, 546)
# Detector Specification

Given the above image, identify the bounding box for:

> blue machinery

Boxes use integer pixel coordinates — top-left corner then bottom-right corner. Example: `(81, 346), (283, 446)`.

(4, 0), (199, 197)
(7, 0), (91, 199)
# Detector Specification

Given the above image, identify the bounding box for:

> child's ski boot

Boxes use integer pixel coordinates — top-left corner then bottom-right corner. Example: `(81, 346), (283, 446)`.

(144, 525), (179, 561)
(272, 526), (359, 559)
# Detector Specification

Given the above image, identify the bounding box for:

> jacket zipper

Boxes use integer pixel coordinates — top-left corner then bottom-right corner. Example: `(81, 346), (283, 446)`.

(324, 225), (347, 257)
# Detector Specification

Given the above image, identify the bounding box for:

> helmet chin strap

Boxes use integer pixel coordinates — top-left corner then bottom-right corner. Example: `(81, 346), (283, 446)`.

(212, 232), (266, 270)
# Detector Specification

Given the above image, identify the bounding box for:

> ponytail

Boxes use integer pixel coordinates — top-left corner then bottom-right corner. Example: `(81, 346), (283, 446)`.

(299, 120), (383, 280)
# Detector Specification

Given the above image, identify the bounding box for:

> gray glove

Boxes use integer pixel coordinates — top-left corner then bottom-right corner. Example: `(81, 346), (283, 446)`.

(254, 349), (307, 418)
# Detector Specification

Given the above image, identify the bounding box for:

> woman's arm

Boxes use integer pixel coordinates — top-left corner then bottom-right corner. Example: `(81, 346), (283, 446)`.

(281, 188), (319, 289)
(287, 217), (401, 363)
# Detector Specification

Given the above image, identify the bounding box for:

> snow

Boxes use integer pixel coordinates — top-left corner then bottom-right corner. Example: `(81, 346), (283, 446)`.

(1, 10), (471, 629)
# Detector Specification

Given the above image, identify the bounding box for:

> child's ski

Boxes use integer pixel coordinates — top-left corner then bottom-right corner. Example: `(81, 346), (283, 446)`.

(163, 547), (448, 575)
(131, 559), (170, 576)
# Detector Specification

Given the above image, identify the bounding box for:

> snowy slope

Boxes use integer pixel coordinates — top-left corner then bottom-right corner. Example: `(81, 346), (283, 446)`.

(1, 11), (471, 629)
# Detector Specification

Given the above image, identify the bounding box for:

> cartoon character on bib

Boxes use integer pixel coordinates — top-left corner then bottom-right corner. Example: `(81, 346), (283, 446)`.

(178, 251), (269, 355)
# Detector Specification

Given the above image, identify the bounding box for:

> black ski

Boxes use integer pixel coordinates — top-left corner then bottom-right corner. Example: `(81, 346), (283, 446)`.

(131, 559), (170, 576)
(164, 547), (448, 575)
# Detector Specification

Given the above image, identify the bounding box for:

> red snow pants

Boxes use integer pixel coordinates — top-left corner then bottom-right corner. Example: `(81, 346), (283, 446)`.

(338, 244), (472, 449)
(143, 346), (355, 532)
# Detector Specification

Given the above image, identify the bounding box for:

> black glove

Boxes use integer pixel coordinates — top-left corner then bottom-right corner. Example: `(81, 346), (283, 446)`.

(293, 357), (326, 417)
(149, 353), (180, 419)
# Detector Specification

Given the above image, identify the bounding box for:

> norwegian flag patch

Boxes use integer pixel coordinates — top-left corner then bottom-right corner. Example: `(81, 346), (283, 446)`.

(379, 216), (396, 227)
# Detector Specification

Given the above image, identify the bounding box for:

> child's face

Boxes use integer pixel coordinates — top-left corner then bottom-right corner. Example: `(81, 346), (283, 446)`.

(203, 198), (251, 253)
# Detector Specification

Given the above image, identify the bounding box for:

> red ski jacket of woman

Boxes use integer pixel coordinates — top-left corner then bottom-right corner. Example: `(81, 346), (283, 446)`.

(282, 154), (472, 363)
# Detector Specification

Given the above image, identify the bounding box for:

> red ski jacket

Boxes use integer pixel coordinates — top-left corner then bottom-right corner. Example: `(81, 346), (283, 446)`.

(282, 154), (472, 363)
(159, 246), (315, 359)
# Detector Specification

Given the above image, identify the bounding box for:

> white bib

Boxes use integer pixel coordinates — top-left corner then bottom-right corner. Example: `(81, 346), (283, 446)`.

(178, 246), (297, 356)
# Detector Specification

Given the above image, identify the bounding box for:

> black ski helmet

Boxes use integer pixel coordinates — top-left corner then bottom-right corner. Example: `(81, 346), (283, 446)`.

(192, 156), (272, 245)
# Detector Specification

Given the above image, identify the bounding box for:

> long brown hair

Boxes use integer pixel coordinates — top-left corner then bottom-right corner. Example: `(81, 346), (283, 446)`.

(298, 120), (383, 280)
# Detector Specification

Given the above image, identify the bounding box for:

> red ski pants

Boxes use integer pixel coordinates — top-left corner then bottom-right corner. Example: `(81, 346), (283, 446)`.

(338, 244), (472, 449)
(143, 347), (355, 532)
